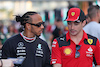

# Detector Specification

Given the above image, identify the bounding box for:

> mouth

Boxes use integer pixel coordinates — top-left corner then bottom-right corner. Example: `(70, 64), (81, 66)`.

(39, 30), (43, 34)
(70, 30), (76, 33)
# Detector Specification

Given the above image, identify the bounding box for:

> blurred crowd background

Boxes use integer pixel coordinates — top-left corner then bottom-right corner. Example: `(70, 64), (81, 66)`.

(0, 0), (99, 50)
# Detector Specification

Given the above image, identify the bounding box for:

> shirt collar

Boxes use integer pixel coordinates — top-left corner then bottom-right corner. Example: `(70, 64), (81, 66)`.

(66, 30), (88, 41)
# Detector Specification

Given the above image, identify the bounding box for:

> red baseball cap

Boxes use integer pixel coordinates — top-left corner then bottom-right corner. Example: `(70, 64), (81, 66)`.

(65, 8), (86, 22)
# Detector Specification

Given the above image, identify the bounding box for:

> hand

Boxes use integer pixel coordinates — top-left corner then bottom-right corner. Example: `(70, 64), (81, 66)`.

(1, 59), (14, 67)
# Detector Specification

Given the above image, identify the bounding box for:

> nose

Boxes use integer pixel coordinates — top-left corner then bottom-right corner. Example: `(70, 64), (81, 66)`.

(71, 23), (75, 29)
(41, 24), (44, 29)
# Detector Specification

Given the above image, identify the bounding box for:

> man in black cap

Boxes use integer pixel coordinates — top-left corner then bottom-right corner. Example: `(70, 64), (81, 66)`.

(51, 7), (100, 67)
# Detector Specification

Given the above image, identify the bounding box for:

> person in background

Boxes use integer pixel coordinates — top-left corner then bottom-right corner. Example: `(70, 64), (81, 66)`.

(6, 24), (17, 39)
(49, 18), (64, 47)
(83, 5), (100, 42)
(0, 25), (7, 45)
(2, 11), (52, 67)
(85, 14), (91, 25)
(51, 7), (100, 67)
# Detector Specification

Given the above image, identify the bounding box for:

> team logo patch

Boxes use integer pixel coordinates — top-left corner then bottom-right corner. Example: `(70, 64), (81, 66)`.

(71, 12), (75, 16)
(18, 42), (24, 47)
(64, 48), (72, 55)
(38, 44), (42, 49)
(87, 39), (93, 45)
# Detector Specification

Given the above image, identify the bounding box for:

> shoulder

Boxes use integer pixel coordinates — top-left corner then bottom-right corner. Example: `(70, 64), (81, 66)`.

(85, 34), (98, 46)
(56, 34), (66, 41)
(87, 34), (97, 40)
(36, 37), (48, 45)
(5, 34), (21, 42)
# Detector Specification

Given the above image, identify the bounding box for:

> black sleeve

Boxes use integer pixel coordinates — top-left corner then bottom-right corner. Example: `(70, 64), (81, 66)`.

(2, 40), (12, 58)
(45, 44), (52, 67)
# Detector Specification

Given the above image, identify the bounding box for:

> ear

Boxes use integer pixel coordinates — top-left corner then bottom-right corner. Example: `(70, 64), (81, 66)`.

(82, 20), (86, 27)
(26, 23), (31, 30)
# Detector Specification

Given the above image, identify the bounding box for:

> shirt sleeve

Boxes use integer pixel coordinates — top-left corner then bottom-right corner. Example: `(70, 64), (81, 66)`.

(2, 40), (12, 58)
(51, 39), (61, 64)
(45, 43), (53, 67)
(94, 39), (100, 65)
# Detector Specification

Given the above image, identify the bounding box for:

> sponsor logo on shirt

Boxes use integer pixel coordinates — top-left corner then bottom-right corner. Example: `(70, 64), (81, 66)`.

(53, 41), (57, 44)
(60, 37), (65, 41)
(35, 44), (43, 57)
(64, 48), (72, 55)
(52, 59), (57, 64)
(16, 42), (26, 58)
(52, 41), (57, 47)
(86, 47), (93, 57)
(87, 39), (93, 45)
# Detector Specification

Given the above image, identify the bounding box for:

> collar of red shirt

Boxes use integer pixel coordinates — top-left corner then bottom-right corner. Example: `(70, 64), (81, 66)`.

(66, 30), (88, 41)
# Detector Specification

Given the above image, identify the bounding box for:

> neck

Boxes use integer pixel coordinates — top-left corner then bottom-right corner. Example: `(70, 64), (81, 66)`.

(70, 30), (83, 44)
(23, 30), (35, 38)
(91, 18), (99, 23)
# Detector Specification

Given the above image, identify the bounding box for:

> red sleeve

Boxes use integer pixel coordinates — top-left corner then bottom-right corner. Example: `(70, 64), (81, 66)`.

(94, 39), (100, 65)
(51, 39), (61, 64)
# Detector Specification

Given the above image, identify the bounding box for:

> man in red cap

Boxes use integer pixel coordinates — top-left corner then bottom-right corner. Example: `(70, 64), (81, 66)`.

(51, 7), (100, 67)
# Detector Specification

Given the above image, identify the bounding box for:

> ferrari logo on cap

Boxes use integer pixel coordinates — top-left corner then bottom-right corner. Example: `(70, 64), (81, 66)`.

(87, 39), (93, 45)
(71, 12), (75, 16)
(64, 48), (72, 55)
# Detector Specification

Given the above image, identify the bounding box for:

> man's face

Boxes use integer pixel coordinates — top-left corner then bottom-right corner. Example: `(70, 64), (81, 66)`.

(29, 14), (44, 37)
(67, 21), (84, 36)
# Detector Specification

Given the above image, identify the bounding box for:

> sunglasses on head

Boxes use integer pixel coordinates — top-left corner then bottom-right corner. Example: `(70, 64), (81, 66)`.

(29, 22), (45, 27)
(75, 45), (81, 58)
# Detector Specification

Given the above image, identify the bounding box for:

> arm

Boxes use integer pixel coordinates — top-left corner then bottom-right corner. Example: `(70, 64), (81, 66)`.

(2, 40), (11, 58)
(53, 64), (61, 67)
(51, 39), (61, 66)
(0, 59), (14, 67)
(45, 43), (52, 67)
(94, 39), (100, 65)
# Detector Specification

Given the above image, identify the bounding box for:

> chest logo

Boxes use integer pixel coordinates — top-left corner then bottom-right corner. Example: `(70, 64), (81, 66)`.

(36, 44), (43, 57)
(64, 48), (72, 55)
(87, 39), (93, 45)
(88, 47), (93, 52)
(86, 47), (93, 57)
(38, 44), (42, 49)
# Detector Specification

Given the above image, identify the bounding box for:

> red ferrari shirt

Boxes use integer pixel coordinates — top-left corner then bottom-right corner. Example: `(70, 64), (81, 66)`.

(51, 31), (100, 67)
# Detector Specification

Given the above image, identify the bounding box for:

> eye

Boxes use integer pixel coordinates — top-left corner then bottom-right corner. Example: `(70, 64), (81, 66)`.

(67, 22), (72, 25)
(74, 22), (80, 25)
(36, 23), (41, 27)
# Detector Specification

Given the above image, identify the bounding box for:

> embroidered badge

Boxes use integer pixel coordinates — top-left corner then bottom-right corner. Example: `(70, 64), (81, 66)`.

(87, 39), (93, 45)
(71, 12), (75, 16)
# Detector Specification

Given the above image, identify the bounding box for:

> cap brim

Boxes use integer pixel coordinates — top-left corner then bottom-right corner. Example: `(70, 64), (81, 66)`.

(64, 18), (80, 22)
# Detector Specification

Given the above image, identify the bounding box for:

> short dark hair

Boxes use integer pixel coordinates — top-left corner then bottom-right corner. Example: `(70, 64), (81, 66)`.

(15, 11), (38, 27)
(88, 5), (100, 19)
